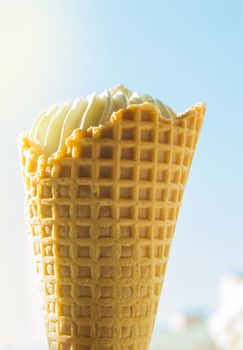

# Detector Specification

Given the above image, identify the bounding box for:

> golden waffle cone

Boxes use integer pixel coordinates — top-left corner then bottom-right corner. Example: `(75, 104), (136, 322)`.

(20, 102), (205, 350)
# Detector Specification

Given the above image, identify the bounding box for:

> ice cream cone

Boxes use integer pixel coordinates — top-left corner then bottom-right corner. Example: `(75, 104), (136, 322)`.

(20, 102), (205, 350)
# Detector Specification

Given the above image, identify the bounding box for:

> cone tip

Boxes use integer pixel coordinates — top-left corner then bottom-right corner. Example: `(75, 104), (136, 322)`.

(195, 102), (206, 118)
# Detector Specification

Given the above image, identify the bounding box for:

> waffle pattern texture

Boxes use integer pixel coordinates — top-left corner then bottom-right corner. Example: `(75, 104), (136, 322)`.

(20, 103), (205, 350)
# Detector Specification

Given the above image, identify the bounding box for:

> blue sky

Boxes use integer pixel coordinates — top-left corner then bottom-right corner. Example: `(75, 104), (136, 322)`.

(0, 0), (242, 348)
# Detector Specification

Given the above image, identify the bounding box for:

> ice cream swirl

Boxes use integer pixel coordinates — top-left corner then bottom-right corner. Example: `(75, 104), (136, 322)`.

(30, 85), (177, 154)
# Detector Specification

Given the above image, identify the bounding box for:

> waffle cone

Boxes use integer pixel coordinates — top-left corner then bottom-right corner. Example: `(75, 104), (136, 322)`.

(20, 103), (205, 350)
